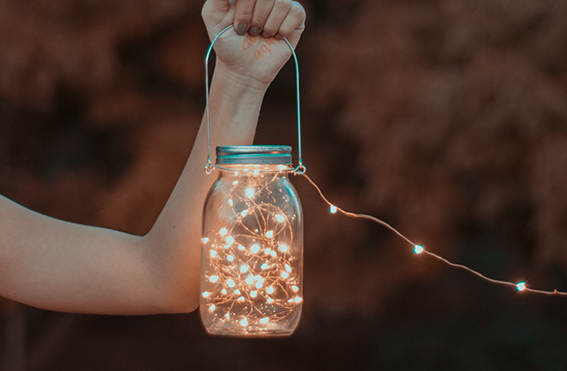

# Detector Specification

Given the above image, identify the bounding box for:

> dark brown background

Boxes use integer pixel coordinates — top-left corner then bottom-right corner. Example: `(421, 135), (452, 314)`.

(1, 0), (567, 370)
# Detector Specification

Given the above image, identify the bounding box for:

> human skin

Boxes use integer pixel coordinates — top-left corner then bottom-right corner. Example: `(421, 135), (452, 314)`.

(0, 0), (306, 315)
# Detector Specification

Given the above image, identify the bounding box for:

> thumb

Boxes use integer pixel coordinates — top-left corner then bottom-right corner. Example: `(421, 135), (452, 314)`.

(203, 0), (231, 12)
(202, 0), (237, 40)
(202, 0), (233, 28)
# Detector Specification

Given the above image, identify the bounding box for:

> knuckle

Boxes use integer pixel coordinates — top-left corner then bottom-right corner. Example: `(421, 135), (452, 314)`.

(201, 3), (211, 22)
(289, 3), (305, 19)
(263, 25), (278, 35)
(235, 0), (255, 23)
(251, 15), (267, 27)
(236, 12), (253, 23)
(274, 0), (292, 11)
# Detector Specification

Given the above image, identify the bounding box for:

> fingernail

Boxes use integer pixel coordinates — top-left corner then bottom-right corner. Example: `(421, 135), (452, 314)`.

(275, 33), (284, 40)
(249, 26), (261, 36)
(237, 23), (248, 36)
(261, 30), (272, 38)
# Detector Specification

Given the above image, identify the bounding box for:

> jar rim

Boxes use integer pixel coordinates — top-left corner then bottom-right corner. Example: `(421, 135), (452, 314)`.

(216, 145), (292, 165)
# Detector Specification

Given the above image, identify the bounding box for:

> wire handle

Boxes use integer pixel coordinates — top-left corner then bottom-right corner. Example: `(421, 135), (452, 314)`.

(204, 25), (305, 174)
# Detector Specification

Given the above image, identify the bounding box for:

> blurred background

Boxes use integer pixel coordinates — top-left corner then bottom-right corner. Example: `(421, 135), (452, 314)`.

(1, 0), (567, 369)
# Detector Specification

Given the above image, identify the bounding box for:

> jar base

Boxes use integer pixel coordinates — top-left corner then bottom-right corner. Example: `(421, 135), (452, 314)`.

(204, 325), (296, 338)
(202, 313), (299, 337)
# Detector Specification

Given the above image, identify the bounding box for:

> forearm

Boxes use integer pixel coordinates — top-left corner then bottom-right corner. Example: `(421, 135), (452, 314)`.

(142, 64), (268, 312)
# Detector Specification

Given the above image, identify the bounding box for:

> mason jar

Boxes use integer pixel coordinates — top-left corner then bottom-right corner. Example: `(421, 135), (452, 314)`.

(200, 145), (303, 337)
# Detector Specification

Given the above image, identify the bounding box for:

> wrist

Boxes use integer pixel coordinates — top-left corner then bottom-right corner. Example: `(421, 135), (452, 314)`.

(205, 63), (267, 146)
(213, 60), (271, 95)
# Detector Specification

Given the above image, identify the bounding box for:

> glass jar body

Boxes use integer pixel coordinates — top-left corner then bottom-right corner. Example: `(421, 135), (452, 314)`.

(200, 165), (303, 337)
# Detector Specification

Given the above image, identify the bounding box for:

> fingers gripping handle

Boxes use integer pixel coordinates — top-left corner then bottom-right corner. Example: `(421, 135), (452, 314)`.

(204, 25), (305, 174)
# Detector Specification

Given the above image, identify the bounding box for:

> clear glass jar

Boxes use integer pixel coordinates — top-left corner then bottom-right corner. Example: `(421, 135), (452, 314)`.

(200, 145), (303, 337)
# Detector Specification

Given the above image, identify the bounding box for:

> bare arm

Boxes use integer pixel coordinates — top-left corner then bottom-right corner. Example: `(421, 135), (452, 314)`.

(0, 0), (306, 315)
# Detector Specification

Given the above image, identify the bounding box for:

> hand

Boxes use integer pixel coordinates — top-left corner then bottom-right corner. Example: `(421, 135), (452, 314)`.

(202, 0), (306, 89)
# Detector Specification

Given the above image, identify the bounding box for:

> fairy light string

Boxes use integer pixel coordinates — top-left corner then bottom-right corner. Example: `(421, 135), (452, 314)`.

(299, 173), (567, 296)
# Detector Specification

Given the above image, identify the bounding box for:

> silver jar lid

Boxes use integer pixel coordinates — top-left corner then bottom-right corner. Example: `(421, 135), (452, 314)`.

(216, 145), (292, 165)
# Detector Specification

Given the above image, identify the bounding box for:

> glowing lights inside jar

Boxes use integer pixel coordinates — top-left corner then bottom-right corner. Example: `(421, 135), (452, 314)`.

(200, 160), (303, 337)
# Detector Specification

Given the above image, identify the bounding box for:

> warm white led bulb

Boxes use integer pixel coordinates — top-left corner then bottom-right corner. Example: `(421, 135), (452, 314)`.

(246, 188), (255, 198)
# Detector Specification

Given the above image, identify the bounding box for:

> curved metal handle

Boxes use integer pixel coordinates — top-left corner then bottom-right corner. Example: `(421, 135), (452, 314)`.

(204, 25), (305, 174)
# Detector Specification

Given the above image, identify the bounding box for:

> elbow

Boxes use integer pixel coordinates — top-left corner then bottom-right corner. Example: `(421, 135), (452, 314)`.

(165, 299), (200, 315)
(171, 293), (200, 314)
(140, 233), (202, 314)
(153, 288), (200, 314)
(142, 260), (201, 314)
(151, 274), (201, 314)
